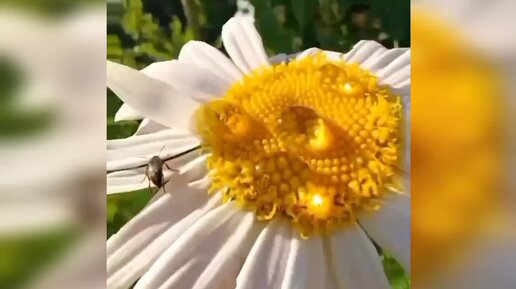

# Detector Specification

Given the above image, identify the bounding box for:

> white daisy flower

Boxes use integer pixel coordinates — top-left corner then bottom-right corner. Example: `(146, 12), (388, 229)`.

(107, 15), (410, 289)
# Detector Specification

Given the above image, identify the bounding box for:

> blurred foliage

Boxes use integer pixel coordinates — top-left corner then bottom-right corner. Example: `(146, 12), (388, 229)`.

(0, 229), (77, 289)
(107, 0), (409, 136)
(106, 0), (410, 65)
(0, 0), (104, 16)
(252, 0), (409, 54)
(0, 57), (55, 139)
(107, 0), (195, 68)
(107, 189), (152, 237)
(107, 1), (409, 287)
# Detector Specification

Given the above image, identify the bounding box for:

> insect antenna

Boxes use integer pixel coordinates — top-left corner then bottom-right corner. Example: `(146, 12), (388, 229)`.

(106, 145), (202, 174)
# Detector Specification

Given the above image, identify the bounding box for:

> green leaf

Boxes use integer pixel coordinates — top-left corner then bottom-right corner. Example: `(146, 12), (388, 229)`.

(252, 0), (293, 54)
(371, 0), (410, 45)
(121, 0), (143, 38)
(107, 88), (139, 140)
(107, 189), (152, 237)
(0, 229), (76, 289)
(107, 88), (122, 120)
(107, 121), (139, 140)
(137, 43), (171, 61)
(0, 108), (55, 139)
(314, 23), (347, 51)
(107, 200), (118, 223)
(107, 34), (124, 59)
(290, 0), (317, 30)
(382, 252), (411, 289)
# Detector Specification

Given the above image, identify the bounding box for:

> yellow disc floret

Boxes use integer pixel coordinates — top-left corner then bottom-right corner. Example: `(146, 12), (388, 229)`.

(195, 52), (403, 237)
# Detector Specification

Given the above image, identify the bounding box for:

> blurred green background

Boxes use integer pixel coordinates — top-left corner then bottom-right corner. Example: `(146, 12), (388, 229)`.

(107, 0), (410, 288)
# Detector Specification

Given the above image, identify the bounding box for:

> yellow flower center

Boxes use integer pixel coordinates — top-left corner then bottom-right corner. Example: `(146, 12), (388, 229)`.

(195, 53), (403, 236)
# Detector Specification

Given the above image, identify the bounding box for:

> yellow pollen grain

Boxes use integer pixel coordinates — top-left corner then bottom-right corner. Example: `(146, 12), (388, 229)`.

(196, 52), (402, 237)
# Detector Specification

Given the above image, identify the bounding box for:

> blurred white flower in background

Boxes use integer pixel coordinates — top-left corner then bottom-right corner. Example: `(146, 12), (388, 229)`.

(412, 0), (516, 288)
(0, 4), (106, 289)
(416, 0), (516, 62)
(0, 6), (105, 231)
(235, 0), (255, 18)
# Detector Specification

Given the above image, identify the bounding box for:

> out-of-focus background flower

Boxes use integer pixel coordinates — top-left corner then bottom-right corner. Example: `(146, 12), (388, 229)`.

(106, 0), (410, 288)
(412, 0), (516, 288)
(0, 1), (105, 289)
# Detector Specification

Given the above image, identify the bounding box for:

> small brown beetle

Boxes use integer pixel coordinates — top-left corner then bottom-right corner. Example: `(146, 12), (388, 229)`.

(107, 145), (202, 194)
(141, 145), (201, 194)
(140, 145), (178, 194)
(143, 155), (177, 194)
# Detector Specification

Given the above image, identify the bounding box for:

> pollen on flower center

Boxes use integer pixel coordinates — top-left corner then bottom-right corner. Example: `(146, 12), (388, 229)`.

(195, 53), (402, 237)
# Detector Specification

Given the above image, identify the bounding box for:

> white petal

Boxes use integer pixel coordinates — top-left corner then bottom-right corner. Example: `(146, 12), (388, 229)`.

(108, 128), (193, 150)
(359, 193), (411, 272)
(362, 48), (409, 72)
(380, 63), (410, 89)
(141, 60), (231, 102)
(108, 154), (209, 195)
(395, 78), (411, 95)
(342, 41), (368, 60)
(134, 118), (168, 135)
(222, 16), (269, 74)
(281, 236), (327, 289)
(135, 203), (262, 289)
(304, 238), (327, 289)
(295, 47), (342, 62)
(328, 222), (391, 289)
(114, 103), (143, 122)
(107, 169), (172, 195)
(107, 139), (204, 180)
(107, 181), (207, 253)
(323, 50), (345, 61)
(236, 220), (293, 289)
(107, 185), (219, 289)
(107, 60), (200, 133)
(190, 217), (261, 289)
(107, 153), (207, 195)
(345, 41), (386, 65)
(187, 174), (212, 191)
(107, 129), (200, 172)
(344, 41), (384, 64)
(377, 50), (410, 88)
(280, 237), (306, 289)
(295, 47), (321, 59)
(145, 189), (165, 207)
(146, 175), (212, 209)
(178, 40), (243, 83)
(325, 269), (338, 289)
(107, 144), (200, 172)
(176, 153), (209, 181)
(360, 46), (393, 68)
(268, 53), (289, 64)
